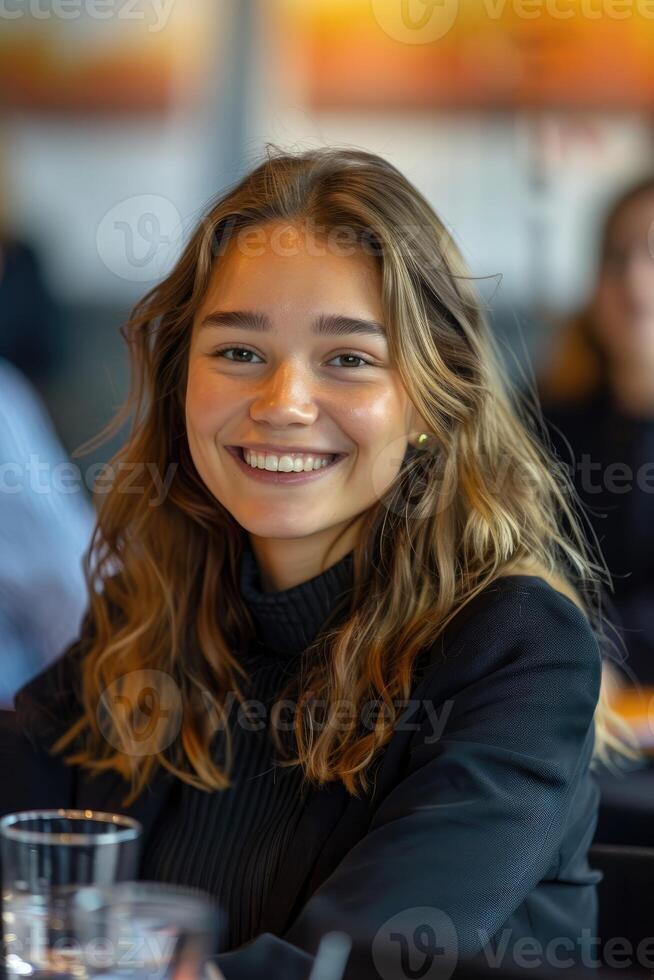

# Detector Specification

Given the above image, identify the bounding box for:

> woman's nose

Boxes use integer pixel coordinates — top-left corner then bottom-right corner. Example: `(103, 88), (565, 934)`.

(248, 360), (318, 427)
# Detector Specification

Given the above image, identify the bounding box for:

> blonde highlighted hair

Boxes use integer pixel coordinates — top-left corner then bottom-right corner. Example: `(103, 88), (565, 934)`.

(49, 145), (637, 805)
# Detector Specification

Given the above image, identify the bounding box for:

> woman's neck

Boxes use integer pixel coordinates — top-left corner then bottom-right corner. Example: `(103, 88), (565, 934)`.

(248, 520), (362, 592)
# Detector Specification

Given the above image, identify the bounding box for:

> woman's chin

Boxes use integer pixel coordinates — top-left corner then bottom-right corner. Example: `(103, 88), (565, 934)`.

(234, 514), (333, 541)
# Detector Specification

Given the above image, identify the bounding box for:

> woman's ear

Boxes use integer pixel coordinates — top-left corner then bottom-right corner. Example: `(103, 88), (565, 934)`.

(406, 409), (434, 450)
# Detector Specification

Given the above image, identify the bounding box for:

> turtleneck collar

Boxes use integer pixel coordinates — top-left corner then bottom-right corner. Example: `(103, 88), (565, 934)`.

(239, 542), (355, 657)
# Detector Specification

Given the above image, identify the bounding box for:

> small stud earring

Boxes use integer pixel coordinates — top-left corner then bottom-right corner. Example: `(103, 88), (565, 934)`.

(416, 432), (430, 446)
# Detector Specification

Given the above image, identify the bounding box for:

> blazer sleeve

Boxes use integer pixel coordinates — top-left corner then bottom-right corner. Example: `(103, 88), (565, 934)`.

(213, 584), (602, 980)
(0, 611), (93, 817)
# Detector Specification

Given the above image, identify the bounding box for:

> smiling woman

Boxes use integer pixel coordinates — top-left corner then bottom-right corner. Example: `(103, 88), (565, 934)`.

(6, 145), (636, 980)
(184, 220), (426, 590)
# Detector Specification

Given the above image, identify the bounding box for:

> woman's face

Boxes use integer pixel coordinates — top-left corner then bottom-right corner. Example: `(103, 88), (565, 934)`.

(591, 190), (654, 364)
(185, 221), (423, 546)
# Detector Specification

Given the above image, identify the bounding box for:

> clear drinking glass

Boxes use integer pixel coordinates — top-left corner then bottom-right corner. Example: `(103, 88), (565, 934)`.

(34, 882), (219, 980)
(0, 809), (143, 980)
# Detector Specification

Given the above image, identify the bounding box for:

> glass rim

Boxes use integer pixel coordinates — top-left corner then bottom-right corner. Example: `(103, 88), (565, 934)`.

(0, 808), (142, 846)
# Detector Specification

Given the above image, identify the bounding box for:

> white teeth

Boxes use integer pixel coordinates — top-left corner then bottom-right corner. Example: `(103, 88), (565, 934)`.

(242, 449), (334, 471)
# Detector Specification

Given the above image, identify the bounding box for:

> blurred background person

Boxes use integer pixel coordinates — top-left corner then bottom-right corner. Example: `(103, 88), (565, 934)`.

(0, 231), (62, 391)
(0, 356), (94, 708)
(539, 176), (654, 689)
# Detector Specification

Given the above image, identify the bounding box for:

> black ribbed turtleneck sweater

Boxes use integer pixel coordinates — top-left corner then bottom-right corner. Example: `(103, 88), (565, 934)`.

(139, 542), (355, 951)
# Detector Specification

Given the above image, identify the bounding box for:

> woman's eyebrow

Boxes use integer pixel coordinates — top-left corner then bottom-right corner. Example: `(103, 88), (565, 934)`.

(199, 310), (387, 339)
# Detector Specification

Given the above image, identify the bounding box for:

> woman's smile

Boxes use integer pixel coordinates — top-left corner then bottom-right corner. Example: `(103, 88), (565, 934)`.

(224, 444), (349, 486)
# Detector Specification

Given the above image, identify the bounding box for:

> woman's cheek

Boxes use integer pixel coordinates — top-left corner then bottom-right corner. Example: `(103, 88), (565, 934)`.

(332, 387), (405, 449)
(186, 367), (232, 437)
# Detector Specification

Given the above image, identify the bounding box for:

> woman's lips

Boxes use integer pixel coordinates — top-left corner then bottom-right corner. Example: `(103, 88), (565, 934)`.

(224, 445), (347, 486)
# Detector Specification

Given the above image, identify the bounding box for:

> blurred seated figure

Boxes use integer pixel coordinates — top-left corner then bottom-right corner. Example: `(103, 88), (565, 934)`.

(0, 235), (62, 388)
(0, 357), (95, 708)
(539, 176), (654, 688)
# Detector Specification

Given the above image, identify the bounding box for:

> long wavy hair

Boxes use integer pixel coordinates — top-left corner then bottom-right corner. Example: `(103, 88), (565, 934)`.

(540, 174), (654, 404)
(49, 145), (637, 806)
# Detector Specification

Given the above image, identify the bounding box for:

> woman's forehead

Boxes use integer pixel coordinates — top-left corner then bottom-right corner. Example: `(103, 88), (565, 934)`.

(197, 236), (384, 321)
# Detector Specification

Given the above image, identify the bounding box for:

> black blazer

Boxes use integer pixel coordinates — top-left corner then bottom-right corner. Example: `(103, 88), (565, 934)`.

(1, 574), (603, 980)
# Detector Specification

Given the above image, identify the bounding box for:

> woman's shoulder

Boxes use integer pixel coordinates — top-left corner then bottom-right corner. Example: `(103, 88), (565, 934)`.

(483, 570), (596, 644)
(421, 566), (602, 693)
(13, 610), (92, 741)
(483, 561), (589, 624)
(15, 577), (126, 727)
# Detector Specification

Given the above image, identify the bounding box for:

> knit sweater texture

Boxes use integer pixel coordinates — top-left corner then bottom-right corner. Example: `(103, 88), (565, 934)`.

(139, 542), (355, 949)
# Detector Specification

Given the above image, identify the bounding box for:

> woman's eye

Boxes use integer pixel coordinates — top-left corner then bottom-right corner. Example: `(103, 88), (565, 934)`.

(212, 347), (263, 364)
(212, 348), (372, 369)
(328, 353), (372, 369)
